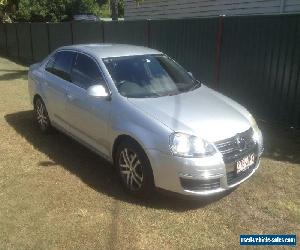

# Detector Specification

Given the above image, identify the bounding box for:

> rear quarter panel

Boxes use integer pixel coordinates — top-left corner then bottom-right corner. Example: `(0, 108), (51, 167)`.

(28, 63), (46, 106)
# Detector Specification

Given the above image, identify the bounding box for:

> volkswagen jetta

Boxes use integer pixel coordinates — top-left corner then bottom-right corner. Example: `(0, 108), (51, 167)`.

(28, 44), (263, 198)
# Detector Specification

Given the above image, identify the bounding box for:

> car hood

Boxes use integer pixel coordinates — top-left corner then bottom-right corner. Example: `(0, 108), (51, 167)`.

(128, 85), (252, 142)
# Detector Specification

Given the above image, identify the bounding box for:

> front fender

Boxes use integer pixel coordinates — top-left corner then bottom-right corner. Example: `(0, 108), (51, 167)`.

(110, 98), (173, 157)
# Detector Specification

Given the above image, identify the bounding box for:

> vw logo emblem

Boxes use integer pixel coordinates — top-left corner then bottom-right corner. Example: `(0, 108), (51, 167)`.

(236, 136), (246, 151)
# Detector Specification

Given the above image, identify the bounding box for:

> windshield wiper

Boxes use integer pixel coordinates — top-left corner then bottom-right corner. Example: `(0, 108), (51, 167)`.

(188, 80), (202, 91)
(144, 94), (160, 98)
(166, 92), (180, 96)
(132, 93), (161, 98)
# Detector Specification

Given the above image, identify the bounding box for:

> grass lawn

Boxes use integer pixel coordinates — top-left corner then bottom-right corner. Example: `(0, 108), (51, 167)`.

(0, 56), (299, 249)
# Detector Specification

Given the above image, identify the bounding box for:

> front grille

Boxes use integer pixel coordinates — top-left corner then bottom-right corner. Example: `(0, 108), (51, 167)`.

(180, 177), (220, 191)
(227, 163), (256, 186)
(215, 128), (257, 164)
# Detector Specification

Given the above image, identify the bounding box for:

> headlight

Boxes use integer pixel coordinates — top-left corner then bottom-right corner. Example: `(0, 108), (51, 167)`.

(169, 132), (216, 157)
(249, 114), (259, 131)
(249, 114), (262, 144)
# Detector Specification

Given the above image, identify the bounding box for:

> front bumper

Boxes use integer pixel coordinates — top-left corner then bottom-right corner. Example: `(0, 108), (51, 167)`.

(146, 146), (262, 197)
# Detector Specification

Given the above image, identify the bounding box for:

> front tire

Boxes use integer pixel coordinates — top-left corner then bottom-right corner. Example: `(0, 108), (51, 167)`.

(115, 139), (155, 198)
(34, 97), (52, 133)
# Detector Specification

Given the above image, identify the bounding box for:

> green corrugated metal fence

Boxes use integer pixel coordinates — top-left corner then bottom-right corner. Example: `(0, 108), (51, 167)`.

(219, 15), (300, 128)
(103, 20), (148, 46)
(0, 24), (6, 54)
(17, 23), (32, 62)
(149, 18), (218, 87)
(31, 23), (50, 62)
(6, 24), (18, 58)
(72, 22), (104, 44)
(48, 23), (72, 52)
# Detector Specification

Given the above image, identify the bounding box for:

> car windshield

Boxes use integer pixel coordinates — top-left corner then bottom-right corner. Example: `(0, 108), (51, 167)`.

(103, 54), (200, 98)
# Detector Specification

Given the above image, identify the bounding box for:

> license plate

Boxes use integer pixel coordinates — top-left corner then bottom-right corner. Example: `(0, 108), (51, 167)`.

(236, 154), (255, 174)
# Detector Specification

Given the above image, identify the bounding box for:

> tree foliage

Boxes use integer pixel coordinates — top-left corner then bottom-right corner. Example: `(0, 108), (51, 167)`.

(0, 0), (122, 22)
(17, 0), (104, 22)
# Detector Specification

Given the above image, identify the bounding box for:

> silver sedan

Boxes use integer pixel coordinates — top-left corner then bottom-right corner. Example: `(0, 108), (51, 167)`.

(28, 44), (263, 198)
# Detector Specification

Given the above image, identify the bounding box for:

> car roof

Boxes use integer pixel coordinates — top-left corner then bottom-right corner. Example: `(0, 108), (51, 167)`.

(59, 44), (162, 59)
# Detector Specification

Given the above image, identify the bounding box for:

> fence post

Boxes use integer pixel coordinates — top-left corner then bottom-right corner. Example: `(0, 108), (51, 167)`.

(15, 23), (20, 59)
(147, 19), (151, 47)
(47, 23), (51, 53)
(29, 23), (34, 62)
(215, 16), (224, 90)
(4, 24), (8, 56)
(102, 21), (105, 43)
(70, 22), (74, 44)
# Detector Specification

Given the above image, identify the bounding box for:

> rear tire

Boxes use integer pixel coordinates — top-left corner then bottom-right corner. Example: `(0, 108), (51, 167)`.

(34, 97), (52, 134)
(115, 139), (155, 198)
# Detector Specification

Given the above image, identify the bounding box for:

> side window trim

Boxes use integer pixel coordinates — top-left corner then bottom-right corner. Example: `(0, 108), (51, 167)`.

(45, 55), (55, 74)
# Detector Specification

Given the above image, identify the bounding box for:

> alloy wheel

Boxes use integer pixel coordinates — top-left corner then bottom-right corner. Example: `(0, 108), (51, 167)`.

(119, 148), (144, 191)
(35, 99), (49, 130)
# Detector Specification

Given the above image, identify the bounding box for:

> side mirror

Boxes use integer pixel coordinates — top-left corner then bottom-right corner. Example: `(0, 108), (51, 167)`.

(188, 72), (194, 78)
(87, 85), (109, 98)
